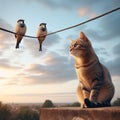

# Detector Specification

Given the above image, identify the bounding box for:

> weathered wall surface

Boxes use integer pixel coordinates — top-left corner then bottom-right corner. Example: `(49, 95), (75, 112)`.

(40, 107), (120, 120)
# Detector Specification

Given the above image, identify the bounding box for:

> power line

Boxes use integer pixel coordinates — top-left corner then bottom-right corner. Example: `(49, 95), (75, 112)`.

(0, 7), (120, 38)
(48, 7), (120, 35)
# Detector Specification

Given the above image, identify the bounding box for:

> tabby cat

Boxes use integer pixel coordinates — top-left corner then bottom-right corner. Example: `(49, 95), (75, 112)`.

(70, 32), (114, 108)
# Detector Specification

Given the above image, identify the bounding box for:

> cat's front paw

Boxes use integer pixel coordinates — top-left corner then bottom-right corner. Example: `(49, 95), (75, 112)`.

(84, 99), (111, 108)
(84, 99), (97, 108)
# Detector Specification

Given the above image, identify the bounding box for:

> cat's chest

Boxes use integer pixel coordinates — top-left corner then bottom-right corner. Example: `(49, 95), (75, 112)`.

(76, 65), (98, 88)
(76, 67), (93, 82)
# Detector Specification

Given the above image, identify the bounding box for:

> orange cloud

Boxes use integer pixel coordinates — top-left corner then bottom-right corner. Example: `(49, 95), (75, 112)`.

(78, 7), (97, 19)
(78, 7), (89, 16)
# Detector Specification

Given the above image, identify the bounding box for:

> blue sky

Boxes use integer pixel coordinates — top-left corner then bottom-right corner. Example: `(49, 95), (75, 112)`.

(0, 0), (120, 103)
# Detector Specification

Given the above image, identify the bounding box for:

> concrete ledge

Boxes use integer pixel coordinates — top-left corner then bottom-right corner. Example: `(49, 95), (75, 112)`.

(40, 107), (120, 120)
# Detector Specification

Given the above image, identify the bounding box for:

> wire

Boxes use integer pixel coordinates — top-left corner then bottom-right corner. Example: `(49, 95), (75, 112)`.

(48, 7), (120, 35)
(0, 27), (37, 39)
(0, 7), (120, 38)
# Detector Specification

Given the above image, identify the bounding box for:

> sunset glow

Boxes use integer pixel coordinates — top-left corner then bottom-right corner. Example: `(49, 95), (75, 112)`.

(0, 0), (120, 103)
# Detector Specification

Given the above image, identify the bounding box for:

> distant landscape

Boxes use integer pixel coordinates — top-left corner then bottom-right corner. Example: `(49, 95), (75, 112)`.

(0, 98), (120, 120)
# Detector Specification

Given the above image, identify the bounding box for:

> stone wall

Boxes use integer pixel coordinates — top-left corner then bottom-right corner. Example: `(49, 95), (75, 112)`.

(40, 107), (120, 120)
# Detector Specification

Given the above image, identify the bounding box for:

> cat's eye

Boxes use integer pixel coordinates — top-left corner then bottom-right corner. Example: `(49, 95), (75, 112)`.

(74, 43), (78, 47)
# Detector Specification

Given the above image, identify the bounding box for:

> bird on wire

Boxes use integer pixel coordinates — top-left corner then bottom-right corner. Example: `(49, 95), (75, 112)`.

(36, 23), (47, 51)
(14, 19), (27, 49)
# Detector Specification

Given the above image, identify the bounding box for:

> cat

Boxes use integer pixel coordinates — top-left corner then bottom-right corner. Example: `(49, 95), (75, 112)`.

(70, 32), (114, 108)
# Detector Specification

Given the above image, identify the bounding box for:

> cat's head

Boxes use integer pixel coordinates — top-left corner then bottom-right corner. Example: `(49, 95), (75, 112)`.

(70, 32), (92, 58)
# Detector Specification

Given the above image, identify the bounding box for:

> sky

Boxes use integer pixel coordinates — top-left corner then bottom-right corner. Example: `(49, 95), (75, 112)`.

(0, 0), (120, 103)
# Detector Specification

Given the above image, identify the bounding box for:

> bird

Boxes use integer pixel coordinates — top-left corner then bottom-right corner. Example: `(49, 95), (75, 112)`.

(14, 19), (27, 49)
(36, 23), (47, 51)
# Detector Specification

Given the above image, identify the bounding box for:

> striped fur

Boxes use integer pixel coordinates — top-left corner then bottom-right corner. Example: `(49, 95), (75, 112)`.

(70, 32), (114, 108)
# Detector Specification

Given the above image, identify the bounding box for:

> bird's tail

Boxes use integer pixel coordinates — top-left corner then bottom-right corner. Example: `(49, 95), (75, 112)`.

(15, 44), (19, 49)
(39, 43), (42, 51)
(15, 41), (20, 49)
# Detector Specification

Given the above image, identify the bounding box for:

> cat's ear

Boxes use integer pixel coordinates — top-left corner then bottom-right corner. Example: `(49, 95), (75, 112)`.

(80, 32), (88, 41)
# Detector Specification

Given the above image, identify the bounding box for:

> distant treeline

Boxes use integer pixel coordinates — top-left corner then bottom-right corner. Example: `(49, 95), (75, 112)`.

(0, 98), (120, 120)
(0, 102), (39, 120)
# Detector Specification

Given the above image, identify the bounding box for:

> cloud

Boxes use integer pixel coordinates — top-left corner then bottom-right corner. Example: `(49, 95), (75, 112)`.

(105, 43), (120, 76)
(0, 58), (22, 73)
(26, 0), (100, 10)
(78, 7), (97, 19)
(0, 58), (21, 71)
(107, 57), (120, 76)
(1, 51), (76, 85)
(0, 58), (11, 69)
(0, 58), (24, 85)
(0, 19), (14, 50)
(23, 51), (76, 84)
(94, 47), (109, 57)
(0, 19), (12, 29)
(44, 33), (61, 47)
(99, 12), (120, 40)
(78, 7), (89, 17)
(113, 42), (120, 55)
(0, 51), (2, 56)
(25, 0), (73, 10)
